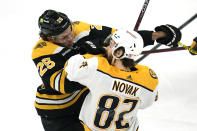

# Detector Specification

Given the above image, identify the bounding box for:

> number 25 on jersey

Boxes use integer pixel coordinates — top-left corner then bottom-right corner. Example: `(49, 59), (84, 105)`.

(36, 57), (55, 76)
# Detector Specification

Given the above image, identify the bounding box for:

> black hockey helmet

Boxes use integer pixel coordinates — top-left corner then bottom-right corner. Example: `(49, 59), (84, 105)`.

(38, 9), (71, 36)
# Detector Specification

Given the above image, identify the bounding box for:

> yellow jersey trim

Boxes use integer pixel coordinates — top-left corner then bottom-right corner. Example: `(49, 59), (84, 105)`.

(80, 121), (91, 131)
(36, 92), (72, 99)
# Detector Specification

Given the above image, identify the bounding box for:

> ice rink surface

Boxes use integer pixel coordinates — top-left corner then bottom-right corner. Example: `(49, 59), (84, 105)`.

(0, 0), (196, 130)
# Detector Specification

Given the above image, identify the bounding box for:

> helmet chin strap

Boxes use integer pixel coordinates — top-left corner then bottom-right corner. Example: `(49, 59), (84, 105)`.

(111, 54), (121, 66)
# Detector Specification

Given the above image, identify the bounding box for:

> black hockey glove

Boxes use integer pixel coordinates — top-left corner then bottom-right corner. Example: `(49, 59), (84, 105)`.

(155, 24), (182, 47)
(189, 37), (197, 55)
(78, 40), (105, 55)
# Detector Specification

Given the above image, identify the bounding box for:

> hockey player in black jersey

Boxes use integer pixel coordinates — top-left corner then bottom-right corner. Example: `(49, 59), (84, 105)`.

(32, 9), (181, 131)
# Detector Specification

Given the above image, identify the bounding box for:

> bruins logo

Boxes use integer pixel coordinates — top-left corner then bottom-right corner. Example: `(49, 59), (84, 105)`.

(149, 69), (158, 79)
(35, 42), (47, 49)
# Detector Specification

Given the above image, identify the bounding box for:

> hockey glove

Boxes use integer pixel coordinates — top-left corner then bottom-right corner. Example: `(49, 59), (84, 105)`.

(189, 37), (197, 55)
(155, 24), (182, 47)
(78, 40), (105, 55)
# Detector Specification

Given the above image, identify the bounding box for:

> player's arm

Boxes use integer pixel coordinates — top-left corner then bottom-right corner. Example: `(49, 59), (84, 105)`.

(63, 54), (98, 92)
(32, 43), (81, 94)
(138, 24), (181, 47)
(89, 22), (182, 48)
(44, 49), (90, 94)
(89, 23), (181, 49)
(72, 21), (115, 55)
(65, 54), (98, 85)
(73, 21), (116, 45)
(139, 89), (158, 109)
(138, 68), (159, 109)
(49, 54), (98, 93)
(32, 54), (65, 90)
(89, 24), (116, 42)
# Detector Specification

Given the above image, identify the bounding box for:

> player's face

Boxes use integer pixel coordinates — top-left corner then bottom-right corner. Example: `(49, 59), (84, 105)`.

(54, 26), (74, 47)
(106, 39), (125, 64)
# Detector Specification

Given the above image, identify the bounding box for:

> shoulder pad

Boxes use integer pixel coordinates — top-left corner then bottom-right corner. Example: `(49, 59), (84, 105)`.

(134, 65), (159, 91)
(72, 21), (91, 42)
(32, 39), (63, 59)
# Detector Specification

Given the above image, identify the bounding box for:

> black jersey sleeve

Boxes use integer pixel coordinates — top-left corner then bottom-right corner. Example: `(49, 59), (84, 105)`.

(137, 30), (155, 47)
(32, 42), (84, 94)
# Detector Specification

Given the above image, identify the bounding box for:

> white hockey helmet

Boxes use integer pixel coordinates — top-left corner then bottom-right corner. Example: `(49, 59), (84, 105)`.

(111, 29), (144, 59)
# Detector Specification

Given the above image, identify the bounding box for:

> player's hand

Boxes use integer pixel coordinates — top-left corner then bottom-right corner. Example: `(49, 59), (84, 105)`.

(189, 37), (197, 55)
(79, 40), (105, 55)
(155, 24), (182, 47)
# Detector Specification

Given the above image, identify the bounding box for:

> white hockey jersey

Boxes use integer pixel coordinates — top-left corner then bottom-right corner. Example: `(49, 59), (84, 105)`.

(64, 54), (159, 131)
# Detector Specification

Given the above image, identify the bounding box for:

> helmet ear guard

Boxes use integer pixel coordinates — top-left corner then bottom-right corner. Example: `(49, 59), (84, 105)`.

(111, 29), (144, 59)
(38, 9), (71, 36)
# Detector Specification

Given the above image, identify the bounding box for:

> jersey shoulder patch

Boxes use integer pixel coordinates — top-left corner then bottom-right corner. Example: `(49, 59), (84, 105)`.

(32, 39), (62, 59)
(149, 68), (158, 79)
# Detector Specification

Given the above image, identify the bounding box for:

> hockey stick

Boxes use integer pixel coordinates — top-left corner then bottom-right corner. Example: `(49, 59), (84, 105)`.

(134, 0), (150, 31)
(141, 42), (197, 54)
(136, 13), (197, 63)
(142, 46), (187, 54)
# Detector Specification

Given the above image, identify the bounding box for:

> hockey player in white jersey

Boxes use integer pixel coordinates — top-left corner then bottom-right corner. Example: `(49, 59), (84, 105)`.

(63, 29), (159, 131)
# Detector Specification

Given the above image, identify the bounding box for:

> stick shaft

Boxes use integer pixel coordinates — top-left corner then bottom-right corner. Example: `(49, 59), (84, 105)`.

(142, 47), (187, 54)
(134, 0), (150, 31)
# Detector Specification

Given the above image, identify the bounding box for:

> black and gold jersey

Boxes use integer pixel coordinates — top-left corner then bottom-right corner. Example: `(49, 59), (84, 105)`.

(32, 21), (116, 117)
